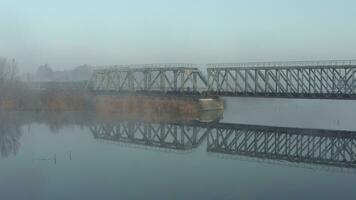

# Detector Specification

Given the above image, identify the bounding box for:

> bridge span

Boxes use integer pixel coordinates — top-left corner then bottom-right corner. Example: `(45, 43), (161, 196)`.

(88, 63), (208, 96)
(87, 60), (356, 100)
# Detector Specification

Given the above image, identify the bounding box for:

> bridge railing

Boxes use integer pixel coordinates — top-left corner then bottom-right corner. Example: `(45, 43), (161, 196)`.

(207, 59), (356, 69)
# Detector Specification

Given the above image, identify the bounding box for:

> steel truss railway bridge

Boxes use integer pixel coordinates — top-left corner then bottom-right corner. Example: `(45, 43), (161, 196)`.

(87, 60), (356, 99)
(90, 121), (356, 170)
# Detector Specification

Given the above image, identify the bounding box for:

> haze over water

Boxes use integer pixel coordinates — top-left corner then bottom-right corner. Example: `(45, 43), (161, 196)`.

(2, 0), (356, 199)
(1, 98), (356, 200)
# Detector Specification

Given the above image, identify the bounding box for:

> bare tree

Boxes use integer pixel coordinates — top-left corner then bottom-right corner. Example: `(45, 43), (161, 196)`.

(0, 57), (27, 109)
(0, 57), (19, 83)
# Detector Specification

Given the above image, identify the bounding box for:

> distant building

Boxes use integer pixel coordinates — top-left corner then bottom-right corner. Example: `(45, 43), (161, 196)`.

(36, 64), (53, 81)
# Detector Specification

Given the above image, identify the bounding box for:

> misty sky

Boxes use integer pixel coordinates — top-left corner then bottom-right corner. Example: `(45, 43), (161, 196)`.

(1, 0), (356, 72)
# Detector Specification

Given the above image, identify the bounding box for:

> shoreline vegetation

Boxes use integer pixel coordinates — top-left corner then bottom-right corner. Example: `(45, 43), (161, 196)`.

(0, 57), (223, 122)
(0, 81), (204, 122)
(0, 86), (200, 112)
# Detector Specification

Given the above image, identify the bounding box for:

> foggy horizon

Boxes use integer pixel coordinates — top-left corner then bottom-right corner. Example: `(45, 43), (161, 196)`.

(2, 1), (356, 199)
(2, 0), (356, 73)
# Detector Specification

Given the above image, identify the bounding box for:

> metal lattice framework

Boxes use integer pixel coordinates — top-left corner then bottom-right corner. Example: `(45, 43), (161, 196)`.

(88, 63), (208, 94)
(90, 121), (207, 150)
(207, 124), (356, 168)
(207, 60), (356, 99)
(86, 60), (356, 99)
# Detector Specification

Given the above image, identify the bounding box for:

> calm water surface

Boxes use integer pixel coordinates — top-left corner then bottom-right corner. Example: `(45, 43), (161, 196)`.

(1, 98), (356, 200)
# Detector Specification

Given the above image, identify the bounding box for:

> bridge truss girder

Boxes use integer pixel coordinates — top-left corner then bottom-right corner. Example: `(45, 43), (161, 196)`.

(88, 64), (208, 93)
(207, 61), (356, 99)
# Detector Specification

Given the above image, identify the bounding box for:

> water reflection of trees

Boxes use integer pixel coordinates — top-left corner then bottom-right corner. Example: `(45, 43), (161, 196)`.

(0, 111), (94, 158)
(0, 113), (22, 158)
(0, 110), (221, 158)
(34, 112), (93, 133)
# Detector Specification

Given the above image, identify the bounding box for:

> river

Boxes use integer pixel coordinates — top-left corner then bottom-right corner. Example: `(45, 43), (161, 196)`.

(0, 97), (356, 200)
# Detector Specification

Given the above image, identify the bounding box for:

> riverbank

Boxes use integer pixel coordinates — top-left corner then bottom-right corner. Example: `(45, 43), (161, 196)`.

(0, 88), (92, 111)
(0, 86), (205, 120)
(0, 82), (224, 122)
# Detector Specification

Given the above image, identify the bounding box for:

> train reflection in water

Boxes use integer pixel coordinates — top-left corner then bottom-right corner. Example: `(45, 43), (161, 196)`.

(91, 121), (356, 170)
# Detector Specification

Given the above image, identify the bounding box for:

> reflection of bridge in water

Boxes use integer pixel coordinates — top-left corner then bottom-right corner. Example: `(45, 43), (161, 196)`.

(0, 111), (355, 170)
(88, 60), (356, 99)
(207, 124), (356, 169)
(90, 121), (356, 169)
(91, 121), (207, 150)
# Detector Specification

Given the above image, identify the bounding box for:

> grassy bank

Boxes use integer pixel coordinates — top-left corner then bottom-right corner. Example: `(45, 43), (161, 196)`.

(0, 83), (200, 121)
(95, 95), (200, 122)
(0, 87), (92, 111)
